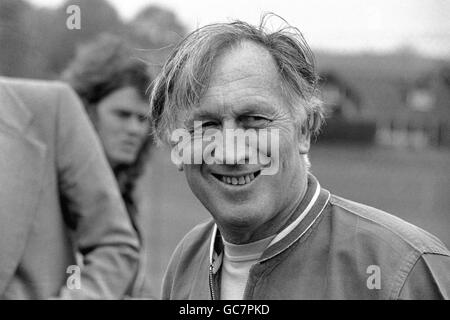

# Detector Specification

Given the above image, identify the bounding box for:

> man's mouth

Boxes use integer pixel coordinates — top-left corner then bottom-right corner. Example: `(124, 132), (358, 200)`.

(211, 170), (261, 186)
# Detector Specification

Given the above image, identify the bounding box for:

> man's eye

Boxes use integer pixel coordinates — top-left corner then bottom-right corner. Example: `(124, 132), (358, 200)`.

(192, 121), (218, 131)
(188, 121), (219, 135)
(202, 121), (218, 128)
(241, 115), (271, 126)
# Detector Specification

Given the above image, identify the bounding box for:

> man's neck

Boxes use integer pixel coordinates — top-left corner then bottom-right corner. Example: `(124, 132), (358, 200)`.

(278, 175), (308, 231)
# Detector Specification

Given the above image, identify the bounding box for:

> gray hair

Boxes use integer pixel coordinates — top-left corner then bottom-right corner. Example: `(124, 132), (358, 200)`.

(150, 14), (324, 145)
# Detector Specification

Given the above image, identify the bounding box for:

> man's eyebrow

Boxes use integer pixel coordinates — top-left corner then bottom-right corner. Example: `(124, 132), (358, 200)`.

(184, 101), (279, 125)
(185, 110), (220, 124)
(232, 103), (278, 116)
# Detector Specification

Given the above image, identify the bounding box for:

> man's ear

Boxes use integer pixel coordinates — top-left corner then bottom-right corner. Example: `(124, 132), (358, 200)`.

(170, 143), (185, 172)
(298, 124), (311, 155)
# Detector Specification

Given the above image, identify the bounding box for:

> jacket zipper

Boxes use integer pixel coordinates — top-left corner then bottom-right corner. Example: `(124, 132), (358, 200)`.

(242, 263), (257, 299)
(209, 263), (216, 300)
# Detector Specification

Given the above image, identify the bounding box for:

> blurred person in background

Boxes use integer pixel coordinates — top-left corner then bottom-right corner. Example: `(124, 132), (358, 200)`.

(0, 77), (139, 299)
(62, 34), (153, 298)
(151, 16), (450, 300)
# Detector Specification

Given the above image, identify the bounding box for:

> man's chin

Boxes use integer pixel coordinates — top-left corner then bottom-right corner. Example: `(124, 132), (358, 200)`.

(214, 205), (267, 226)
(215, 213), (272, 243)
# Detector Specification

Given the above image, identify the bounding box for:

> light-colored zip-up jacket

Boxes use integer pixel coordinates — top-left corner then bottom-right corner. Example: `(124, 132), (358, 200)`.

(162, 175), (450, 299)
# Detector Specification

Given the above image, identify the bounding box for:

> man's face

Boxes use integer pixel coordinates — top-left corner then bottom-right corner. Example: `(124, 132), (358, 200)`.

(96, 86), (149, 168)
(182, 41), (310, 243)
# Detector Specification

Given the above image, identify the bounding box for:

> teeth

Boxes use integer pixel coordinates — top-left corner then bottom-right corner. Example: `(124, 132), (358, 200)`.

(218, 172), (258, 186)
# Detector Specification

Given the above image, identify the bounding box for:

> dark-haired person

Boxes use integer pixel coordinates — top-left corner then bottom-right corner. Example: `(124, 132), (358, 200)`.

(0, 77), (139, 299)
(150, 17), (450, 300)
(63, 34), (153, 297)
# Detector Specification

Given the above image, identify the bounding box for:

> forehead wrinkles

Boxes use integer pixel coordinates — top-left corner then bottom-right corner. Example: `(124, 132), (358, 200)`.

(209, 41), (281, 88)
(196, 41), (285, 113)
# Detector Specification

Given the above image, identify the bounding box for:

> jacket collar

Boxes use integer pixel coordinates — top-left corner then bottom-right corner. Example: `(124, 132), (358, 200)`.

(209, 174), (330, 270)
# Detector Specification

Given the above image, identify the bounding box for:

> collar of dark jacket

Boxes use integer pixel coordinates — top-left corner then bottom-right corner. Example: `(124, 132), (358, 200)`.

(209, 173), (331, 273)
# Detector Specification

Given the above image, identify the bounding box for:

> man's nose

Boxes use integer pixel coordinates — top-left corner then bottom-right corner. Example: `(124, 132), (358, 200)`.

(222, 119), (238, 131)
(214, 119), (247, 165)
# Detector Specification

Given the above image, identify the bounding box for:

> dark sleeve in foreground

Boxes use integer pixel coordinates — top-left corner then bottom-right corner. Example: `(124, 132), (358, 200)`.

(398, 253), (450, 299)
(54, 84), (140, 299)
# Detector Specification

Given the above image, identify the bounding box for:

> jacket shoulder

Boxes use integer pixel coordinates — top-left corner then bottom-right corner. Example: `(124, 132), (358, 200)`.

(174, 218), (215, 257)
(330, 195), (450, 256)
(161, 219), (215, 299)
(1, 77), (77, 113)
(1, 77), (87, 141)
(0, 76), (70, 90)
(164, 218), (215, 274)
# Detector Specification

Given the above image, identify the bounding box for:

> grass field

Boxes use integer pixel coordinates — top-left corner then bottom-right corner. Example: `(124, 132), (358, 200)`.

(137, 143), (450, 298)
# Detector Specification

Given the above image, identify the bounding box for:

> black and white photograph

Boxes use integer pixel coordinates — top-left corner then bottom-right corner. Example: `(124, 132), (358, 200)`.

(0, 0), (449, 308)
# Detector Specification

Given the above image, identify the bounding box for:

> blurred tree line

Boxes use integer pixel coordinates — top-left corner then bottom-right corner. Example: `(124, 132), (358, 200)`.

(0, 0), (186, 79)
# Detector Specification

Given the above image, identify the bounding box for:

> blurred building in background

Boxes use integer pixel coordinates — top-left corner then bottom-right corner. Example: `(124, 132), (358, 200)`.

(316, 70), (377, 144)
(316, 51), (450, 149)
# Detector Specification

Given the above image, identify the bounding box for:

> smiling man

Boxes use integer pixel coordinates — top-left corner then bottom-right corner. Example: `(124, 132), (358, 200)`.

(150, 17), (450, 300)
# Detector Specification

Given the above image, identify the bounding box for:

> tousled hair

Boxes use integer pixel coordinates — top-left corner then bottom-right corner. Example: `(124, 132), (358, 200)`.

(150, 14), (324, 146)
